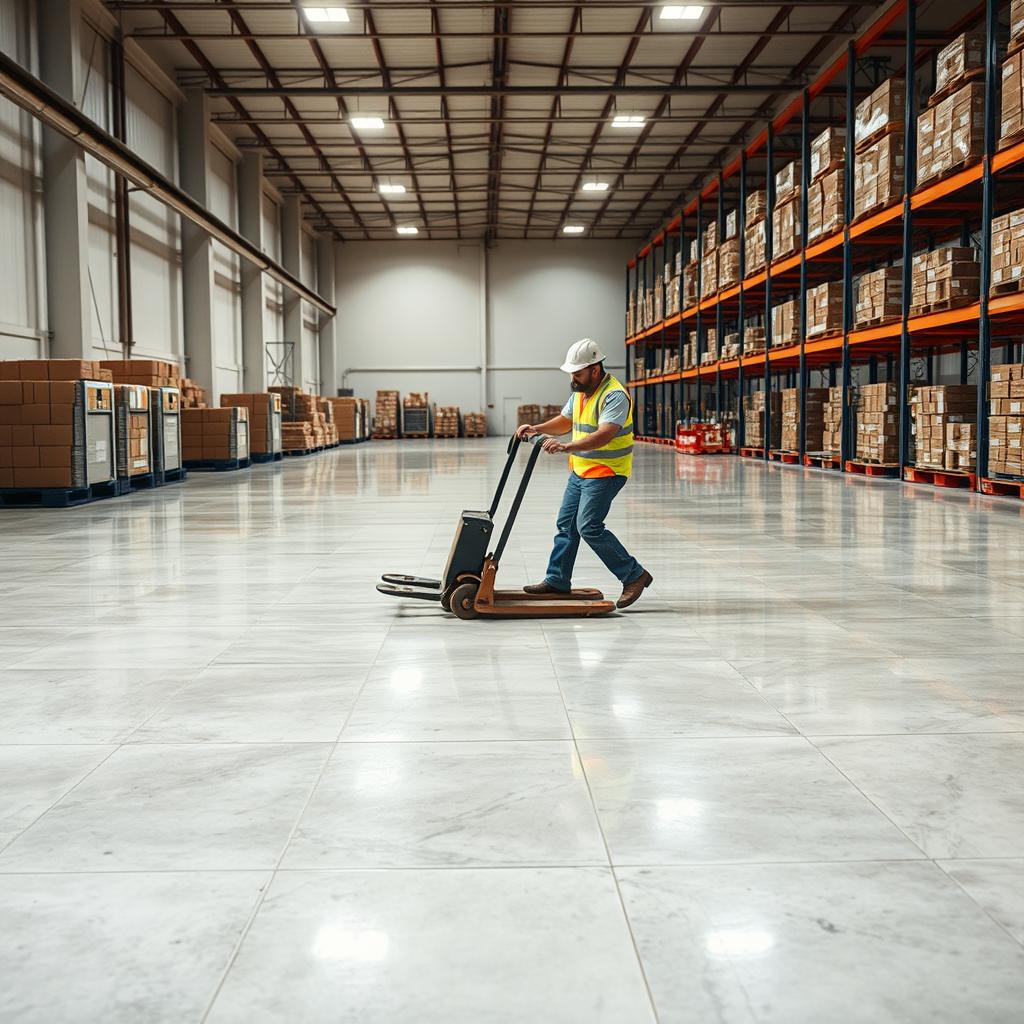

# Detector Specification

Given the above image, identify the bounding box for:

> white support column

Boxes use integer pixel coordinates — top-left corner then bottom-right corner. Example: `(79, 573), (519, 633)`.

(238, 152), (266, 392)
(178, 89), (218, 401)
(38, 0), (91, 359)
(281, 195), (305, 391)
(316, 238), (337, 396)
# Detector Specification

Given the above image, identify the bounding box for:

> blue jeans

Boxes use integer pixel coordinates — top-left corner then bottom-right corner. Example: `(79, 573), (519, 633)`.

(544, 473), (643, 591)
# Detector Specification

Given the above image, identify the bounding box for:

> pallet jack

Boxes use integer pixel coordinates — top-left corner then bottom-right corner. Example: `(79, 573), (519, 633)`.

(377, 434), (616, 619)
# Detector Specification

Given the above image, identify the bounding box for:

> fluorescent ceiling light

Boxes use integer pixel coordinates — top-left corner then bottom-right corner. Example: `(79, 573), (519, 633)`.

(396, 225), (419, 235)
(302, 7), (350, 23)
(612, 114), (646, 128)
(562, 224), (586, 235)
(581, 181), (610, 192)
(660, 5), (705, 19)
(378, 182), (407, 195)
(350, 116), (385, 130)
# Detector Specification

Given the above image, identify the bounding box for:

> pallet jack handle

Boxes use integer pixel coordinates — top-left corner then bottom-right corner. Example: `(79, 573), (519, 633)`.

(491, 434), (544, 566)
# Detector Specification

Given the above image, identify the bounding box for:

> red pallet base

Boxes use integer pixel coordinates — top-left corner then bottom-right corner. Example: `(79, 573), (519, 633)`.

(845, 460), (899, 478)
(769, 450), (801, 465)
(636, 436), (676, 446)
(803, 453), (842, 470)
(739, 447), (766, 459)
(981, 477), (1024, 498)
(903, 467), (976, 490)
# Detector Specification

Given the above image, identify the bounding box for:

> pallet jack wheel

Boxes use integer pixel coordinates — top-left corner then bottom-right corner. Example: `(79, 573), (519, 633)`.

(449, 581), (480, 620)
(440, 588), (453, 613)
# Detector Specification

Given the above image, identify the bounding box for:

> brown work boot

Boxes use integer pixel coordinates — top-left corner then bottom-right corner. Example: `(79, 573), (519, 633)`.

(617, 570), (653, 609)
(523, 582), (566, 595)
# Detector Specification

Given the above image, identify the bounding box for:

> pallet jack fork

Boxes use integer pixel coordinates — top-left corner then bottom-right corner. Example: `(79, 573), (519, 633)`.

(377, 434), (615, 619)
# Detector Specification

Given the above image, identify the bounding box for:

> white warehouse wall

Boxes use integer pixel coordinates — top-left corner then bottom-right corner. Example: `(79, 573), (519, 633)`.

(335, 238), (633, 433)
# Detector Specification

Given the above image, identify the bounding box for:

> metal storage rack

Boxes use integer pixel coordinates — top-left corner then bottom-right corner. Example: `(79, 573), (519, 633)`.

(624, 0), (1024, 495)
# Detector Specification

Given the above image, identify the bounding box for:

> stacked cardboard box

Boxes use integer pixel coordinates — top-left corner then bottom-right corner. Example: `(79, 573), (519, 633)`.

(683, 333), (698, 369)
(182, 406), (249, 464)
(701, 248), (718, 299)
(775, 161), (801, 205)
(666, 274), (681, 317)
(316, 398), (339, 447)
(989, 363), (1024, 476)
(113, 384), (151, 479)
(0, 359), (113, 384)
(725, 209), (739, 240)
(101, 359), (178, 388)
(282, 421), (315, 452)
(822, 386), (845, 455)
(701, 329), (718, 366)
(683, 260), (699, 309)
(991, 207), (1024, 293)
(854, 133), (904, 220)
(718, 239), (740, 290)
(808, 281), (844, 337)
(808, 168), (845, 242)
(855, 266), (902, 326)
(1014, 0), (1024, 44)
(0, 377), (116, 490)
(909, 245), (979, 315)
(934, 32), (985, 99)
(1004, 46), (1024, 145)
(771, 195), (801, 260)
(744, 190), (769, 274)
(662, 351), (680, 375)
(743, 390), (781, 449)
(517, 404), (541, 427)
(373, 389), (400, 438)
(771, 298), (800, 348)
(917, 81), (984, 186)
(781, 387), (829, 452)
(703, 221), (718, 255)
(434, 406), (461, 438)
(721, 333), (741, 360)
(856, 382), (900, 463)
(744, 326), (766, 355)
(909, 385), (977, 470)
(328, 397), (361, 442)
(853, 77), (905, 220)
(464, 412), (487, 438)
(221, 393), (282, 455)
(810, 128), (845, 182)
(179, 378), (207, 409)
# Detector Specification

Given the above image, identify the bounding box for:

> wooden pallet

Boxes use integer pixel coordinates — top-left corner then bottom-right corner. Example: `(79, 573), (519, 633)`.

(925, 67), (986, 109)
(991, 278), (1024, 297)
(908, 295), (979, 317)
(854, 122), (903, 156)
(805, 328), (843, 343)
(739, 447), (766, 459)
(283, 446), (325, 457)
(769, 449), (802, 465)
(852, 197), (900, 224)
(981, 475), (1024, 498)
(903, 466), (976, 489)
(402, 432), (432, 439)
(251, 451), (284, 463)
(845, 459), (899, 478)
(852, 313), (901, 330)
(803, 452), (842, 470)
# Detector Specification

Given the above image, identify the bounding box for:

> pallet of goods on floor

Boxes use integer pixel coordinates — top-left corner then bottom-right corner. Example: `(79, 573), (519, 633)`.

(270, 386), (337, 454)
(402, 393), (433, 438)
(622, 8), (1024, 498)
(221, 393), (284, 462)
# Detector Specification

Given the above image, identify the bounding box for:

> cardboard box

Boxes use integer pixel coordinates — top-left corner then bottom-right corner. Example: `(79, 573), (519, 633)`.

(771, 299), (800, 348)
(855, 266), (903, 326)
(743, 390), (782, 449)
(744, 220), (767, 273)
(810, 127), (846, 182)
(934, 32), (985, 98)
(909, 245), (980, 314)
(855, 77), (906, 150)
(807, 281), (844, 337)
(775, 161), (801, 205)
(1001, 49), (1024, 145)
(745, 190), (768, 225)
(917, 81), (984, 186)
(854, 133), (904, 219)
(781, 387), (829, 452)
(771, 196), (801, 259)
(808, 168), (845, 242)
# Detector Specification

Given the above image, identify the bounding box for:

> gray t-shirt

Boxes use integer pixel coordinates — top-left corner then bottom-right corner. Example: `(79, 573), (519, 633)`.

(562, 389), (630, 427)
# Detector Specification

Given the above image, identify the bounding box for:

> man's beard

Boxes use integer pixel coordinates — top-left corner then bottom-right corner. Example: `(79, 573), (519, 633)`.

(570, 379), (585, 391)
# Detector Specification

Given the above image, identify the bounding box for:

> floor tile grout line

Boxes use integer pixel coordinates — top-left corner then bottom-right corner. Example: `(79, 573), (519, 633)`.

(198, 593), (398, 1023)
(539, 621), (661, 1024)
(931, 860), (1024, 953)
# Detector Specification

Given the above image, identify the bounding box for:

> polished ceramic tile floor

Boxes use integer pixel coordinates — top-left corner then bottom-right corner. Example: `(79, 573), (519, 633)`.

(2, 439), (1024, 1023)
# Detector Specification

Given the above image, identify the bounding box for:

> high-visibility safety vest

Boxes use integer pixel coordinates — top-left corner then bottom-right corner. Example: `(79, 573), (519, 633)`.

(570, 374), (634, 479)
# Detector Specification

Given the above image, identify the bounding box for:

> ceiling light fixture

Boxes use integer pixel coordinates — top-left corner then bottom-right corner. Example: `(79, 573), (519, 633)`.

(378, 182), (407, 195)
(562, 224), (586, 235)
(660, 5), (705, 19)
(302, 6), (351, 23)
(350, 116), (385, 131)
(581, 181), (610, 192)
(611, 114), (646, 128)
(396, 225), (419, 235)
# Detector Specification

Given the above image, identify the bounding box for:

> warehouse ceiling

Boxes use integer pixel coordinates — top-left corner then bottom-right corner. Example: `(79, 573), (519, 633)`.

(106, 0), (898, 241)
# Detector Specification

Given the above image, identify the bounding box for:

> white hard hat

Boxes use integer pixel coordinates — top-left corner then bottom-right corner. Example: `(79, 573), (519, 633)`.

(560, 338), (607, 373)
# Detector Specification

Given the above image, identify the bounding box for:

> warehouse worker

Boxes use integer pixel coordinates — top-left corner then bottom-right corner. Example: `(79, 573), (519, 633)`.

(515, 338), (653, 609)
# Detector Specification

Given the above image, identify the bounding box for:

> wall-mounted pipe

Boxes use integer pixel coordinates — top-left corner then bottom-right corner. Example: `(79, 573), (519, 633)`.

(0, 50), (336, 319)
